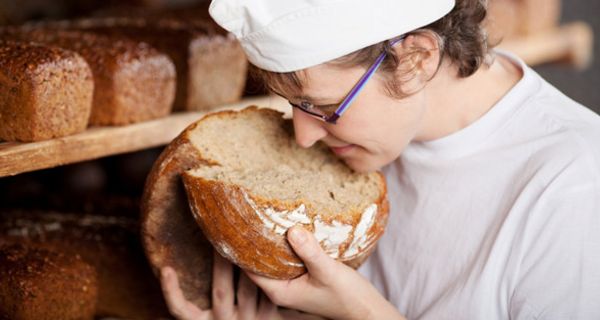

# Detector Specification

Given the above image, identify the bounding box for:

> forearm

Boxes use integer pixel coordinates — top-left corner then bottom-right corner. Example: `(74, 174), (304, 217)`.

(344, 284), (405, 320)
(366, 299), (406, 320)
(359, 296), (406, 320)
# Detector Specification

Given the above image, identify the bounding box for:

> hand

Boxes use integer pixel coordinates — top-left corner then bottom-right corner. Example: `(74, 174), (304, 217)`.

(160, 251), (276, 320)
(247, 226), (406, 320)
(160, 252), (326, 320)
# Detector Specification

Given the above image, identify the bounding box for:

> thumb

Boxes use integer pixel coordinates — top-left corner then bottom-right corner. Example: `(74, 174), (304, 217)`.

(287, 226), (337, 280)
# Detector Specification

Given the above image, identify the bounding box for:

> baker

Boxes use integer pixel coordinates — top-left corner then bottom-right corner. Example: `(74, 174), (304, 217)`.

(159, 0), (600, 319)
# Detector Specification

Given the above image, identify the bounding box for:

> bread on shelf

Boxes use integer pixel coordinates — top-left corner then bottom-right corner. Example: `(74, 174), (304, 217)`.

(1, 28), (176, 126)
(141, 107), (389, 306)
(0, 40), (93, 142)
(35, 17), (248, 112)
(0, 243), (98, 320)
(0, 209), (171, 320)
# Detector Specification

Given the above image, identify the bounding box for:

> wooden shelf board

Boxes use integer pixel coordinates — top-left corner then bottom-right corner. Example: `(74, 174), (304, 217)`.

(0, 95), (289, 177)
(498, 21), (594, 69)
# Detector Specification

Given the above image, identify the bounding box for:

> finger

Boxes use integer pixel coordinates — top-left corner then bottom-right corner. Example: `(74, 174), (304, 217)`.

(257, 291), (279, 320)
(211, 252), (235, 319)
(237, 272), (258, 320)
(160, 267), (208, 320)
(245, 271), (295, 306)
(287, 226), (337, 280)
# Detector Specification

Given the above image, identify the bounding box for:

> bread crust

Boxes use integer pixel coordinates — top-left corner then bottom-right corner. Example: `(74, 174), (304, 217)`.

(182, 171), (388, 279)
(141, 122), (216, 309)
(142, 108), (293, 307)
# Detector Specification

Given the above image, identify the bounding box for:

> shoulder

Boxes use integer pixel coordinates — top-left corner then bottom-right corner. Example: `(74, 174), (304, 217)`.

(506, 68), (600, 183)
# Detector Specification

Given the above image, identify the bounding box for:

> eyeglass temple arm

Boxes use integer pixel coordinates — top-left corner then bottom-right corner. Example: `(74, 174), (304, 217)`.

(328, 36), (406, 123)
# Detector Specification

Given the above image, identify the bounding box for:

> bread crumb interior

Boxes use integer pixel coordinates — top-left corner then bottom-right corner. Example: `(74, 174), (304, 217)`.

(187, 109), (382, 215)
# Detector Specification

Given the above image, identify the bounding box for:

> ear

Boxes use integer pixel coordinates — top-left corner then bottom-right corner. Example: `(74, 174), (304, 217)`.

(393, 30), (442, 89)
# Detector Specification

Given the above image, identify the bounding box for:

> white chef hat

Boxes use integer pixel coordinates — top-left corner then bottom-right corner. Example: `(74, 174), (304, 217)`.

(209, 0), (455, 72)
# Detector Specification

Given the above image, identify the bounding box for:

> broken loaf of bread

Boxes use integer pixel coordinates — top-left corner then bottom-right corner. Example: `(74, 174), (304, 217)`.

(181, 108), (389, 279)
(142, 106), (388, 300)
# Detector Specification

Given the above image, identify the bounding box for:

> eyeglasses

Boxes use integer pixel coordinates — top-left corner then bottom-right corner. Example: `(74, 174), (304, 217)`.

(289, 35), (406, 124)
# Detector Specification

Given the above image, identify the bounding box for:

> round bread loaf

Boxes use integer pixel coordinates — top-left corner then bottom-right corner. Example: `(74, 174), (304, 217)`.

(142, 107), (389, 297)
(0, 243), (98, 320)
(181, 108), (389, 279)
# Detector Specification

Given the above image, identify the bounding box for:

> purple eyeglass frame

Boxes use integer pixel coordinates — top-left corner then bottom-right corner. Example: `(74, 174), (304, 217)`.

(290, 35), (406, 124)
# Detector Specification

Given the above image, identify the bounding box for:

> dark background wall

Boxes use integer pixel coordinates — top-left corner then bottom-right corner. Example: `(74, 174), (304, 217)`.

(534, 0), (599, 114)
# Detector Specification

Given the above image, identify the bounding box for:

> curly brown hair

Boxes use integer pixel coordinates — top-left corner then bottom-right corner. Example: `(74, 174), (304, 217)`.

(251, 0), (491, 99)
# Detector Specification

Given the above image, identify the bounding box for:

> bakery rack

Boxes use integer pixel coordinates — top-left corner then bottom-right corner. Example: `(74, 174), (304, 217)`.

(498, 21), (594, 70)
(1, 0), (595, 178)
(489, 0), (594, 70)
(1, 18), (594, 178)
(0, 95), (290, 178)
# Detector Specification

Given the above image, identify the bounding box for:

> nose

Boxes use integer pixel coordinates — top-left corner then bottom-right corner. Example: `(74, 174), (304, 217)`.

(292, 108), (328, 148)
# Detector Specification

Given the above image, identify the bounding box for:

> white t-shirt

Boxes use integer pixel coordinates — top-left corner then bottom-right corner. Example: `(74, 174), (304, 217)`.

(359, 52), (600, 319)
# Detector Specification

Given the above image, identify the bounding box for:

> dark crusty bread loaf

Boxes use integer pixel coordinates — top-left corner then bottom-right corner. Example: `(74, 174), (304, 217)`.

(0, 209), (170, 320)
(34, 17), (247, 112)
(1, 28), (176, 126)
(0, 243), (98, 320)
(0, 40), (93, 142)
(141, 107), (388, 307)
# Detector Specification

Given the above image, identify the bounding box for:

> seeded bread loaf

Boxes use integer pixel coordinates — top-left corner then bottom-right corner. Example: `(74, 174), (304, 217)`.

(38, 17), (247, 111)
(141, 107), (388, 306)
(0, 243), (98, 320)
(1, 28), (176, 125)
(0, 210), (170, 320)
(0, 40), (93, 142)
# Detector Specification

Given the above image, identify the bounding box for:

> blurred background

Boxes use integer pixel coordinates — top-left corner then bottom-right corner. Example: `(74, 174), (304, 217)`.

(534, 0), (599, 111)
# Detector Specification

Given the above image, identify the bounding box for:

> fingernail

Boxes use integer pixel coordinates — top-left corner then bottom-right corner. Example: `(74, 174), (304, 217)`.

(289, 227), (306, 244)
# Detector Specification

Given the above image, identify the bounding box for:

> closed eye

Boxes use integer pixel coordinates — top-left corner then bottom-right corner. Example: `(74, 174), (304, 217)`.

(290, 101), (339, 115)
(314, 104), (339, 113)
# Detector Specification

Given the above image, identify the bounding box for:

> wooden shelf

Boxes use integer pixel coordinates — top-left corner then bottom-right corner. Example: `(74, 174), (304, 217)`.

(0, 95), (289, 178)
(498, 21), (594, 69)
